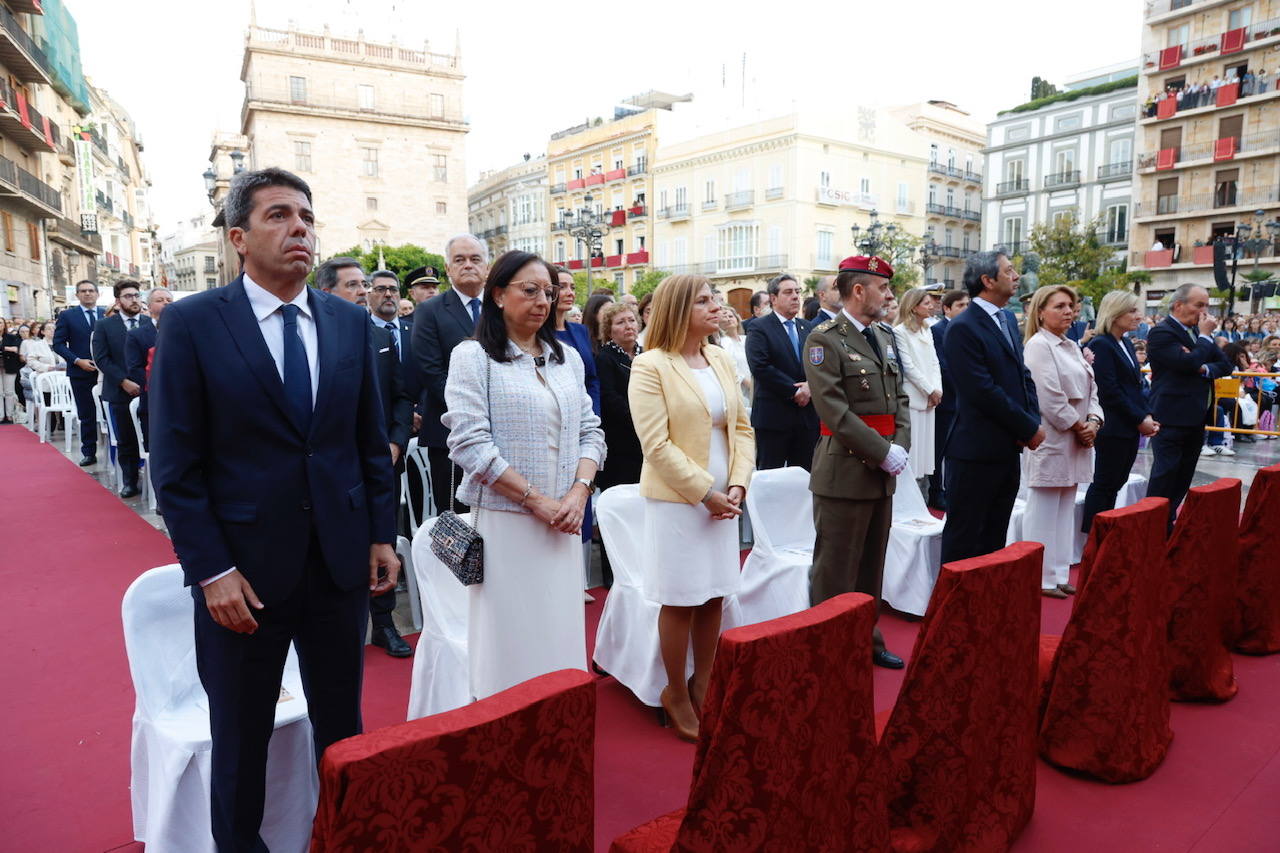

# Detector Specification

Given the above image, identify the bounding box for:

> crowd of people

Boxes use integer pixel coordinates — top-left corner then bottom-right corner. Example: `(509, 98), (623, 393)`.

(6, 164), (1277, 851)
(1143, 67), (1272, 117)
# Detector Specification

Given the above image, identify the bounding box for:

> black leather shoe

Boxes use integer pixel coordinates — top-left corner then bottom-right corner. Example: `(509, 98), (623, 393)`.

(371, 626), (412, 658)
(78, 455), (97, 466)
(872, 649), (905, 669)
(120, 485), (141, 499)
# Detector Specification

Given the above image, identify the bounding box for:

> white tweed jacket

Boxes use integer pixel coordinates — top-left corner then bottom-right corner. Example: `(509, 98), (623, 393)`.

(442, 338), (606, 512)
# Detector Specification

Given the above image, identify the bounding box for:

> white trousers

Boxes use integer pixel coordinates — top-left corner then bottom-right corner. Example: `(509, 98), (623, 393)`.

(1023, 485), (1078, 589)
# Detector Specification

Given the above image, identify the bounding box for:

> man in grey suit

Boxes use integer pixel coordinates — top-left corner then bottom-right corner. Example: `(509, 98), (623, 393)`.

(410, 234), (489, 516)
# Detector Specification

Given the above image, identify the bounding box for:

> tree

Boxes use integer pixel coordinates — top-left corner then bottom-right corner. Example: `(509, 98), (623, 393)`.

(314, 244), (449, 296)
(1026, 213), (1116, 287)
(864, 229), (922, 294)
(1030, 76), (1059, 100)
(630, 269), (670, 301)
(803, 275), (822, 293)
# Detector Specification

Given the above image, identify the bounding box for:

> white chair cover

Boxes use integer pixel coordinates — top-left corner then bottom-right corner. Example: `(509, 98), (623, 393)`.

(883, 479), (947, 617)
(407, 517), (471, 719)
(128, 396), (156, 511)
(122, 565), (317, 853)
(735, 468), (814, 626)
(403, 442), (436, 538)
(593, 485), (740, 708)
(97, 386), (121, 488)
(37, 372), (77, 451)
(395, 534), (423, 633)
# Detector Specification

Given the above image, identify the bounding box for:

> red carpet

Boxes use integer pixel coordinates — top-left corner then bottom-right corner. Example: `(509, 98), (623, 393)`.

(2, 425), (1279, 851)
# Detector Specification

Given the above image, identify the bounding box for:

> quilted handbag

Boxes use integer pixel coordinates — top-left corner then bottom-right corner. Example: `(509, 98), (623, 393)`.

(430, 357), (490, 586)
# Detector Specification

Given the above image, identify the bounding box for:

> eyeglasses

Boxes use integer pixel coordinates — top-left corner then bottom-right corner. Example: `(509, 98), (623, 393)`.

(510, 281), (559, 302)
(370, 285), (399, 295)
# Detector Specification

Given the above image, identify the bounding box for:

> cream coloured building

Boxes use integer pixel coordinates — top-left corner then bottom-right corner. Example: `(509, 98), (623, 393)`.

(650, 110), (929, 317)
(1130, 0), (1280, 309)
(547, 92), (691, 292)
(87, 81), (153, 288)
(233, 22), (469, 259)
(890, 101), (986, 288)
(467, 155), (547, 261)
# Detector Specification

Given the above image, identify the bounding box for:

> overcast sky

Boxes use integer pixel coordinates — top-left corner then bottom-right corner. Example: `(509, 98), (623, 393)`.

(66, 0), (1142, 234)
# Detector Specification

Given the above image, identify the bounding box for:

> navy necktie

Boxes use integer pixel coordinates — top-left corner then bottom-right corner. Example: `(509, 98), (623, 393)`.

(468, 298), (481, 327)
(85, 309), (96, 329)
(280, 304), (312, 434)
(384, 321), (399, 356)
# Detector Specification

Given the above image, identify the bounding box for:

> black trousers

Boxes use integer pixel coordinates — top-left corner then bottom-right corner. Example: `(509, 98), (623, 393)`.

(1147, 424), (1205, 532)
(1081, 434), (1139, 534)
(69, 377), (97, 457)
(755, 423), (818, 471)
(109, 400), (141, 489)
(427, 444), (468, 516)
(941, 456), (1021, 563)
(369, 458), (403, 630)
(194, 534), (367, 853)
(928, 408), (955, 509)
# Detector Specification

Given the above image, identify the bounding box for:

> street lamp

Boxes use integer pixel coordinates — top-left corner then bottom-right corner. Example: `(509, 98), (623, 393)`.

(918, 231), (940, 286)
(850, 209), (898, 257)
(1233, 210), (1280, 313)
(202, 166), (216, 201)
(569, 191), (609, 294)
(230, 150), (246, 174)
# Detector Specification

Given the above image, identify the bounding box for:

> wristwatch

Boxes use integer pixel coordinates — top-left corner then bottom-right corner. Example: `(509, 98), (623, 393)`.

(574, 477), (594, 491)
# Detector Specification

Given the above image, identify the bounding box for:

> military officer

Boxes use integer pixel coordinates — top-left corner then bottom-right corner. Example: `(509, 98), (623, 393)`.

(805, 255), (911, 669)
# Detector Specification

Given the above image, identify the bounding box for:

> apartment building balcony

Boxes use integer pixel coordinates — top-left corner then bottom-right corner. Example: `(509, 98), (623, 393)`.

(927, 203), (969, 220)
(658, 204), (690, 221)
(994, 179), (1029, 198)
(936, 246), (964, 258)
(96, 190), (114, 216)
(1044, 170), (1081, 190)
(45, 215), (102, 256)
(605, 254), (623, 268)
(566, 177), (585, 191)
(1131, 242), (1278, 270)
(930, 163), (983, 185)
(706, 254), (789, 278)
(609, 209), (626, 226)
(701, 199), (717, 212)
(1142, 14), (1280, 73)
(1134, 186), (1280, 221)
(584, 173), (606, 187)
(765, 186), (784, 200)
(604, 168), (627, 182)
(0, 77), (56, 153)
(626, 250), (649, 265)
(122, 210), (135, 230)
(550, 182), (566, 194)
(992, 241), (1026, 255)
(962, 209), (981, 222)
(1146, 0), (1229, 22)
(1137, 129), (1280, 174)
(566, 259), (584, 270)
(551, 218), (570, 232)
(0, 5), (52, 85)
(590, 256), (603, 268)
(628, 204), (647, 218)
(724, 190), (754, 211)
(1097, 161), (1133, 182)
(627, 160), (648, 177)
(0, 154), (59, 216)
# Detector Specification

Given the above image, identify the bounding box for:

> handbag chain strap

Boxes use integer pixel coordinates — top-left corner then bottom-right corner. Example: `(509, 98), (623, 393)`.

(446, 354), (491, 519)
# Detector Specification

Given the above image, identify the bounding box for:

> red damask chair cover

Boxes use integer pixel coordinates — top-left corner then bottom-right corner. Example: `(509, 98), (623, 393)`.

(1166, 478), (1240, 701)
(610, 593), (889, 853)
(311, 669), (595, 853)
(1039, 497), (1173, 783)
(877, 541), (1041, 853)
(1234, 464), (1280, 653)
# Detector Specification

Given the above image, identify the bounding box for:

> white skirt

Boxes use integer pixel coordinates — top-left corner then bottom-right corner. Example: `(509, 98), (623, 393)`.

(907, 407), (936, 479)
(642, 425), (741, 606)
(469, 508), (587, 700)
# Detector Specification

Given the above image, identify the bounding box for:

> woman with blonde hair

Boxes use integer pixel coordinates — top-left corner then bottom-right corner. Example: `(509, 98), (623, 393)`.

(1023, 285), (1102, 598)
(716, 304), (752, 408)
(893, 288), (943, 497)
(1082, 290), (1159, 532)
(629, 274), (755, 742)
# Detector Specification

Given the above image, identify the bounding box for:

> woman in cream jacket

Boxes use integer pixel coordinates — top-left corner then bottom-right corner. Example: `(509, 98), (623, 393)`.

(629, 274), (754, 742)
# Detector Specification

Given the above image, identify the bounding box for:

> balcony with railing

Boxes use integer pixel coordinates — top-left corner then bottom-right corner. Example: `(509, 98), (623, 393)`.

(0, 4), (52, 84)
(1142, 14), (1280, 71)
(1097, 161), (1133, 181)
(994, 179), (1029, 197)
(765, 186), (784, 200)
(992, 241), (1026, 255)
(122, 210), (135, 230)
(628, 204), (647, 218)
(962, 208), (981, 222)
(0, 153), (60, 215)
(0, 76), (56, 153)
(1044, 170), (1082, 189)
(627, 159), (648, 177)
(658, 204), (690, 221)
(584, 172), (606, 186)
(550, 182), (566, 194)
(1134, 185), (1280, 217)
(604, 167), (627, 182)
(1137, 129), (1280, 172)
(246, 24), (459, 71)
(701, 199), (717, 212)
(45, 215), (103, 255)
(724, 190), (754, 211)
(96, 190), (114, 215)
(566, 177), (586, 191)
(626, 250), (650, 265)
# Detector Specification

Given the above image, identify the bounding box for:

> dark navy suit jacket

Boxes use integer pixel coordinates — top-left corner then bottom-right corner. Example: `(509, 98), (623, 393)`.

(92, 314), (153, 404)
(126, 321), (157, 416)
(1146, 316), (1233, 428)
(52, 304), (105, 382)
(931, 316), (955, 418)
(411, 288), (479, 448)
(745, 312), (819, 433)
(1088, 334), (1148, 438)
(150, 276), (396, 602)
(943, 301), (1040, 462)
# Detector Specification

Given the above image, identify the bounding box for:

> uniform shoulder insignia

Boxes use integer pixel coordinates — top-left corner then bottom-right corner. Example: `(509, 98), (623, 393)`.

(814, 318), (837, 333)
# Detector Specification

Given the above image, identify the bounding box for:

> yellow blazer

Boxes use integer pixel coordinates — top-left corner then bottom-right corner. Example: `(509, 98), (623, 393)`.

(629, 344), (755, 504)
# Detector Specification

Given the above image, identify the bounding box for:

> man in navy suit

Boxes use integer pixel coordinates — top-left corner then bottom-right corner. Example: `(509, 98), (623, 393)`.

(317, 258), (413, 658)
(927, 288), (969, 510)
(941, 251), (1044, 563)
(91, 279), (153, 498)
(51, 279), (105, 465)
(150, 168), (398, 852)
(369, 268), (418, 431)
(745, 273), (820, 469)
(125, 287), (173, 452)
(410, 234), (488, 515)
(1145, 283), (1233, 530)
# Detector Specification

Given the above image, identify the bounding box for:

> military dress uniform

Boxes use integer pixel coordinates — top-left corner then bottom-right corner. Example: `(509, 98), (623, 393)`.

(804, 255), (910, 659)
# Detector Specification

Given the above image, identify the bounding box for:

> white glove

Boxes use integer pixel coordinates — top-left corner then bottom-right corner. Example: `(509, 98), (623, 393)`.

(878, 443), (909, 476)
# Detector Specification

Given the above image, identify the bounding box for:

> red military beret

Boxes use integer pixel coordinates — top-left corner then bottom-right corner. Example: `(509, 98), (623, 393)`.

(838, 255), (894, 279)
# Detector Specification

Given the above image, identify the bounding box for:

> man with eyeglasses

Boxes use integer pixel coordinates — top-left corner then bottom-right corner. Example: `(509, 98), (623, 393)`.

(369, 269), (419, 437)
(316, 258), (413, 657)
(91, 279), (153, 497)
(52, 279), (106, 465)
(411, 234), (489, 517)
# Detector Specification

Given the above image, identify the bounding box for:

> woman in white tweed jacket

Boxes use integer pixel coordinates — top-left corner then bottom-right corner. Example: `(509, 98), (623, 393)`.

(442, 251), (606, 700)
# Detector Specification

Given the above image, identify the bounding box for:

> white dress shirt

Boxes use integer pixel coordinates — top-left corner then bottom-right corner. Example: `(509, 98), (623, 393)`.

(243, 272), (319, 406)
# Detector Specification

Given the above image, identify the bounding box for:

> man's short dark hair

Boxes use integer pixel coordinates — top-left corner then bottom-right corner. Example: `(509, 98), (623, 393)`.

(941, 288), (968, 309)
(316, 257), (364, 291)
(75, 279), (97, 292)
(113, 279), (142, 299)
(222, 167), (313, 231)
(963, 251), (1006, 299)
(749, 290), (770, 311)
(369, 270), (400, 286)
(834, 270), (880, 299)
(767, 274), (798, 297)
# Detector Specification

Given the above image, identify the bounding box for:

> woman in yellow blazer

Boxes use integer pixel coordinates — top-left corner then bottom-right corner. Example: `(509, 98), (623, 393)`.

(629, 275), (755, 742)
